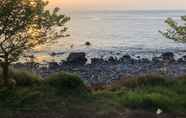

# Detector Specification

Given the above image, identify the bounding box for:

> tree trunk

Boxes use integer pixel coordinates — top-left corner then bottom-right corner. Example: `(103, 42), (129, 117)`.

(2, 62), (9, 87)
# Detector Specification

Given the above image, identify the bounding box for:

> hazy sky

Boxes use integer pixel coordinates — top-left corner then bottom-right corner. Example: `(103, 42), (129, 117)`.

(48, 0), (186, 11)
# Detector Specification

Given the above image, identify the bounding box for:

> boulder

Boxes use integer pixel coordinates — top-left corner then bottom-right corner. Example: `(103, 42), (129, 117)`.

(177, 58), (184, 63)
(108, 56), (118, 64)
(85, 41), (91, 46)
(183, 55), (186, 61)
(177, 55), (186, 63)
(66, 52), (87, 65)
(140, 58), (150, 63)
(161, 52), (175, 63)
(119, 55), (133, 63)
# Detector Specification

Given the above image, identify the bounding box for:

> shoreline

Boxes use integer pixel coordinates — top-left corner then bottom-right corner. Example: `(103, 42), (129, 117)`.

(14, 51), (186, 84)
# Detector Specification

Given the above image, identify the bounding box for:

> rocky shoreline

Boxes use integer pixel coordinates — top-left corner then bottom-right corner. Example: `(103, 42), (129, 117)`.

(13, 52), (186, 84)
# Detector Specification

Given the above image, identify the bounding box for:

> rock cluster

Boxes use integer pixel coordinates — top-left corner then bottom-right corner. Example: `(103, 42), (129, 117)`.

(13, 52), (186, 85)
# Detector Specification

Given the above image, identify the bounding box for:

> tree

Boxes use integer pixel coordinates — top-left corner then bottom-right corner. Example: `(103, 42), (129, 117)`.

(0, 0), (70, 86)
(160, 16), (186, 42)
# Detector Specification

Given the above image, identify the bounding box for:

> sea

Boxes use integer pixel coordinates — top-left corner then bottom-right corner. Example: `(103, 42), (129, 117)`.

(34, 10), (186, 62)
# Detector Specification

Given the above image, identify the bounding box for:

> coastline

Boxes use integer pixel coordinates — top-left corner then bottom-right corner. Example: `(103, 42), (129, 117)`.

(14, 51), (186, 85)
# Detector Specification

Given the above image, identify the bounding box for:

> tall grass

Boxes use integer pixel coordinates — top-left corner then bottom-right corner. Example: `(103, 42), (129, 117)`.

(99, 74), (186, 112)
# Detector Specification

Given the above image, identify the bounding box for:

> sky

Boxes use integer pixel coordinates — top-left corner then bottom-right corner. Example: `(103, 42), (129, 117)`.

(48, 0), (186, 11)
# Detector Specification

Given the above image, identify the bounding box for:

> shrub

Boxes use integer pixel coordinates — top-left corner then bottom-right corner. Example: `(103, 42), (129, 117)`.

(119, 91), (146, 109)
(0, 68), (41, 87)
(11, 69), (41, 86)
(118, 91), (175, 111)
(46, 72), (89, 95)
(113, 74), (168, 88)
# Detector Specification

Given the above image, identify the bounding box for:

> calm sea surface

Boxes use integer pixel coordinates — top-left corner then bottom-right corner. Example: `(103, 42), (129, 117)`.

(35, 10), (186, 62)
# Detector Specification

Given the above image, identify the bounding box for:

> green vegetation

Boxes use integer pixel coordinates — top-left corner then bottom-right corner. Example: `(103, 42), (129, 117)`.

(96, 75), (186, 112)
(161, 16), (186, 42)
(0, 68), (41, 87)
(0, 71), (186, 117)
(46, 72), (90, 95)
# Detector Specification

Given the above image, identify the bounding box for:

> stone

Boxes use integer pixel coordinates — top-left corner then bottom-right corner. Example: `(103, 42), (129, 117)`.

(177, 58), (184, 63)
(161, 52), (175, 62)
(140, 58), (150, 63)
(91, 58), (106, 65)
(108, 56), (118, 64)
(85, 41), (91, 46)
(182, 55), (186, 61)
(119, 55), (133, 63)
(66, 52), (87, 65)
(152, 56), (161, 63)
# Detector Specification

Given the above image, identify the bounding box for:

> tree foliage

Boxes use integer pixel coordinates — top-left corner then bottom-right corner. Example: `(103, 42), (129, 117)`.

(0, 0), (70, 86)
(160, 16), (186, 42)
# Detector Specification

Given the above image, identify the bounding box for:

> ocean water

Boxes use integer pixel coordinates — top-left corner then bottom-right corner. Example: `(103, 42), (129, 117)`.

(35, 10), (186, 62)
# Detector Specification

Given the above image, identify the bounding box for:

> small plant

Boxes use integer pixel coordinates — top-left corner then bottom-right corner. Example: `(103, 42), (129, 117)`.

(46, 72), (89, 95)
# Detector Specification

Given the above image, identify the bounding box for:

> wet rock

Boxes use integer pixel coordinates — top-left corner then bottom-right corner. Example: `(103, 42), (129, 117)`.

(119, 55), (133, 64)
(91, 58), (106, 65)
(116, 52), (121, 55)
(152, 57), (161, 63)
(85, 41), (91, 46)
(161, 52), (175, 63)
(136, 56), (141, 59)
(177, 58), (184, 63)
(177, 55), (186, 63)
(140, 58), (151, 63)
(66, 52), (87, 65)
(108, 56), (118, 64)
(182, 55), (186, 61)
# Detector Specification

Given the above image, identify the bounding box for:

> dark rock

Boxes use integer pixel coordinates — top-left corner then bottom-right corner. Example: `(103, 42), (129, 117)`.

(85, 41), (91, 46)
(91, 58), (106, 65)
(152, 56), (161, 63)
(161, 52), (175, 63)
(50, 52), (65, 56)
(48, 62), (59, 69)
(140, 58), (150, 63)
(116, 52), (121, 55)
(119, 55), (133, 63)
(177, 58), (184, 63)
(183, 55), (186, 61)
(108, 56), (118, 64)
(177, 55), (186, 63)
(136, 56), (141, 59)
(66, 52), (87, 65)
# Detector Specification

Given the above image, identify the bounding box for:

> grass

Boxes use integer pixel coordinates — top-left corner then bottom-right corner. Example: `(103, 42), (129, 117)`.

(0, 70), (186, 118)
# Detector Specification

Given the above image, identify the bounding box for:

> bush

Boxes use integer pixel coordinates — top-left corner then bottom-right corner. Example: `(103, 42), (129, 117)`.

(0, 68), (41, 87)
(118, 91), (175, 111)
(46, 72), (89, 95)
(114, 74), (168, 88)
(11, 69), (41, 86)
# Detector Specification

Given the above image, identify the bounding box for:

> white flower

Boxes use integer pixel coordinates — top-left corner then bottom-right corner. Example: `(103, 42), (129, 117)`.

(156, 108), (163, 115)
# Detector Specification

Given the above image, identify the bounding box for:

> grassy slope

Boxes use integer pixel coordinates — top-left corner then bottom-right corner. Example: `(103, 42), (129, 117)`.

(0, 71), (186, 118)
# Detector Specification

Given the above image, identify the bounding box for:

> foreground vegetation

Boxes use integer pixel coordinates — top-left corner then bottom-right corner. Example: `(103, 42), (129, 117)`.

(0, 69), (186, 118)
